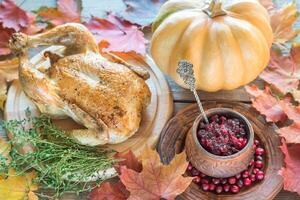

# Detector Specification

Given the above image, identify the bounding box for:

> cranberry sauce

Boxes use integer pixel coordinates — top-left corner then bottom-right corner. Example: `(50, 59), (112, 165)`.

(187, 139), (266, 194)
(197, 114), (248, 156)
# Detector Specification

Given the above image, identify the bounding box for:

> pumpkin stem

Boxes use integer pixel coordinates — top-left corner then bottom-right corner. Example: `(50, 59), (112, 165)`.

(203, 0), (227, 18)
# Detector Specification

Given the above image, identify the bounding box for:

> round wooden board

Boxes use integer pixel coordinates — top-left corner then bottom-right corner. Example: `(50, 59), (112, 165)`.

(4, 46), (173, 157)
(157, 102), (283, 200)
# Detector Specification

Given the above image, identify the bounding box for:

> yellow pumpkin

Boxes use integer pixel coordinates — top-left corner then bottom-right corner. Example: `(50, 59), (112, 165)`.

(151, 0), (273, 91)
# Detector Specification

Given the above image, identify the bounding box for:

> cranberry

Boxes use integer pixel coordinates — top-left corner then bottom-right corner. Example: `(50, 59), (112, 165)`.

(231, 185), (240, 193)
(202, 183), (210, 191)
(255, 155), (263, 161)
(199, 172), (206, 178)
(209, 183), (216, 191)
(237, 179), (244, 188)
(193, 176), (201, 183)
(252, 168), (260, 174)
(187, 163), (193, 171)
(235, 173), (241, 179)
(255, 160), (263, 169)
(250, 174), (256, 182)
(201, 178), (209, 184)
(242, 170), (250, 178)
(249, 159), (254, 166)
(212, 178), (220, 185)
(254, 139), (260, 146)
(228, 177), (237, 185)
(255, 148), (265, 156)
(216, 186), (223, 194)
(223, 184), (230, 192)
(256, 171), (265, 180)
(243, 178), (252, 186)
(191, 168), (200, 176)
(221, 178), (227, 185)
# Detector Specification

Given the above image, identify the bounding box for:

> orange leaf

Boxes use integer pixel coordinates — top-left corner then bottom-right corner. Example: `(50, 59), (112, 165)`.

(270, 3), (299, 44)
(114, 150), (142, 174)
(260, 49), (300, 94)
(280, 102), (300, 122)
(279, 140), (300, 195)
(37, 0), (80, 26)
(119, 148), (192, 200)
(245, 85), (287, 122)
(88, 181), (129, 200)
(278, 122), (300, 144)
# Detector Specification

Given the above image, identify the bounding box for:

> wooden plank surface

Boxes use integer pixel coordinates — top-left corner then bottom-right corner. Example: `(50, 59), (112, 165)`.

(0, 0), (299, 199)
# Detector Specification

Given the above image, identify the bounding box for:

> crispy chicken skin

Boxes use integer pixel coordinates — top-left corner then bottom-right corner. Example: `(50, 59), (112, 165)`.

(9, 23), (151, 146)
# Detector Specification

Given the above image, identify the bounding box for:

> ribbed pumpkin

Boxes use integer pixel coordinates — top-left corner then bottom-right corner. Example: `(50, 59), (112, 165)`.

(151, 0), (273, 91)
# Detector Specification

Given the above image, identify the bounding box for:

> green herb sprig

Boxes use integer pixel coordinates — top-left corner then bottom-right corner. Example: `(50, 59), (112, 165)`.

(0, 114), (116, 197)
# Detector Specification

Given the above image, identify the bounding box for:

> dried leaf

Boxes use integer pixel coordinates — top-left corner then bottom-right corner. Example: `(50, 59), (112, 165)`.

(245, 85), (287, 122)
(260, 49), (300, 94)
(278, 122), (300, 144)
(279, 140), (300, 195)
(114, 150), (142, 174)
(270, 3), (299, 44)
(37, 0), (80, 26)
(85, 14), (148, 55)
(0, 169), (38, 200)
(120, 148), (193, 200)
(0, 0), (30, 31)
(279, 102), (300, 122)
(119, 0), (167, 27)
(88, 181), (129, 200)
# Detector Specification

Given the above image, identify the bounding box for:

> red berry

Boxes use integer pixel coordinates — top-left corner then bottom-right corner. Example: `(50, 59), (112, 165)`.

(255, 148), (265, 156)
(249, 159), (254, 166)
(255, 160), (263, 169)
(243, 178), (252, 186)
(237, 179), (244, 188)
(209, 183), (216, 191)
(187, 163), (193, 171)
(253, 144), (257, 149)
(235, 173), (241, 179)
(200, 172), (206, 178)
(202, 183), (210, 191)
(231, 185), (240, 193)
(254, 139), (260, 146)
(193, 176), (201, 183)
(242, 170), (250, 178)
(216, 186), (223, 194)
(212, 178), (220, 185)
(201, 178), (209, 184)
(228, 177), (237, 185)
(256, 171), (265, 180)
(252, 168), (260, 174)
(255, 155), (263, 161)
(223, 184), (230, 192)
(191, 168), (200, 176)
(221, 178), (227, 185)
(250, 174), (256, 182)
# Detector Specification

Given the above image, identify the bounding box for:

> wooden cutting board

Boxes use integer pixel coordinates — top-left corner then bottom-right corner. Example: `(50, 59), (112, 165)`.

(4, 46), (173, 157)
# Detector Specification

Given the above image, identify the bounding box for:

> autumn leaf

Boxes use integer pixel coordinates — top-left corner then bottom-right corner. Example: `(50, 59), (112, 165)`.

(279, 140), (300, 195)
(0, 169), (38, 200)
(36, 0), (80, 26)
(270, 2), (299, 44)
(260, 49), (300, 94)
(88, 151), (140, 200)
(245, 85), (287, 122)
(278, 122), (300, 144)
(88, 181), (129, 200)
(85, 14), (148, 55)
(119, 0), (167, 27)
(120, 148), (193, 200)
(279, 102), (300, 122)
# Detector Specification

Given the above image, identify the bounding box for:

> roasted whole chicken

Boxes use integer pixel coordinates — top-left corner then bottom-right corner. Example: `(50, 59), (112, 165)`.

(9, 23), (151, 146)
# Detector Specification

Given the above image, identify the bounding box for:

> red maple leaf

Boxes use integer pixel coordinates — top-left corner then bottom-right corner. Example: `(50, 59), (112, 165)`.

(85, 14), (148, 55)
(279, 140), (300, 195)
(260, 49), (300, 94)
(0, 0), (30, 31)
(36, 0), (80, 26)
(245, 85), (287, 122)
(88, 181), (129, 200)
(278, 123), (300, 144)
(114, 150), (142, 174)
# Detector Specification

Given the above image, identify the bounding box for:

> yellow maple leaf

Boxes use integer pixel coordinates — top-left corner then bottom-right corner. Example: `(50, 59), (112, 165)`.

(271, 3), (300, 44)
(0, 169), (38, 200)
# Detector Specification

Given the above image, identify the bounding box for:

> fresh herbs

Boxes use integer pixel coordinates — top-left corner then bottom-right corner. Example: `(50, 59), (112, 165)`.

(0, 114), (116, 197)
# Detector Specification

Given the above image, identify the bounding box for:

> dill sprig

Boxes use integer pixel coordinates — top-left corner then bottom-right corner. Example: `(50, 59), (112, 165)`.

(0, 114), (117, 197)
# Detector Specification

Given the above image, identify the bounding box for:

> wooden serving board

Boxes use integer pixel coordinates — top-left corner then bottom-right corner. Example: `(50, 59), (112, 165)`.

(157, 102), (283, 200)
(4, 46), (173, 157)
